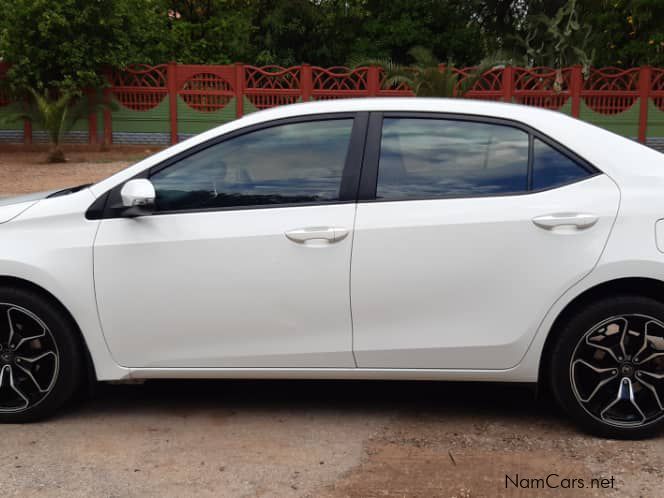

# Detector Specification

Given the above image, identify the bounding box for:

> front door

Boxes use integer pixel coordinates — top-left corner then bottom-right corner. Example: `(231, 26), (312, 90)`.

(94, 115), (365, 368)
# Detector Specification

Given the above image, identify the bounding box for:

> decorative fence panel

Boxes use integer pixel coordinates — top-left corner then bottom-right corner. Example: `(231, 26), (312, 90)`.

(2, 62), (664, 150)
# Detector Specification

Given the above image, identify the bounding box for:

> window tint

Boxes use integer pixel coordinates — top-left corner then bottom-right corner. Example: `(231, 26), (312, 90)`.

(150, 119), (353, 211)
(532, 138), (591, 190)
(376, 118), (529, 200)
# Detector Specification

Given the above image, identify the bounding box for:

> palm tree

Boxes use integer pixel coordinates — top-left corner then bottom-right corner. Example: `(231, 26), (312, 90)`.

(1, 88), (113, 163)
(352, 46), (504, 98)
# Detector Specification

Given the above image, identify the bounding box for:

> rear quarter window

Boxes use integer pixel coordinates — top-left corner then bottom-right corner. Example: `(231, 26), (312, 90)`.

(532, 138), (593, 190)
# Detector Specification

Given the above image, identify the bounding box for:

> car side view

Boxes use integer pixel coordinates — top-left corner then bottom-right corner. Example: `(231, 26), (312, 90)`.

(1, 98), (663, 438)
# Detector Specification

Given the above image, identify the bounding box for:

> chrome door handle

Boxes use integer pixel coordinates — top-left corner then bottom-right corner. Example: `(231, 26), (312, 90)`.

(285, 226), (349, 243)
(532, 213), (598, 230)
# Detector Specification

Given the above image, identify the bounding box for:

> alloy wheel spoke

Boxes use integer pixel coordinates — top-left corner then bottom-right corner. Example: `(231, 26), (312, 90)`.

(572, 359), (617, 402)
(584, 317), (627, 362)
(636, 352), (664, 365)
(6, 308), (16, 347)
(637, 377), (664, 411)
(8, 366), (30, 410)
(0, 364), (7, 388)
(633, 320), (662, 362)
(14, 363), (48, 393)
(0, 364), (29, 411)
(16, 351), (57, 364)
(9, 306), (46, 351)
(618, 317), (630, 360)
(14, 351), (57, 394)
(600, 377), (646, 425)
(572, 358), (614, 374)
(639, 370), (664, 380)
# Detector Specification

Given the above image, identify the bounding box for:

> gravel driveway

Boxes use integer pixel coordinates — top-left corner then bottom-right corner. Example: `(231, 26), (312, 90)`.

(3, 381), (663, 497)
(0, 149), (663, 497)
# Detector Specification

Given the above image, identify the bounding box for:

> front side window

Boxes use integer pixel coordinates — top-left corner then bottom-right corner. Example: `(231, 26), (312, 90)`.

(150, 119), (354, 211)
(376, 118), (530, 200)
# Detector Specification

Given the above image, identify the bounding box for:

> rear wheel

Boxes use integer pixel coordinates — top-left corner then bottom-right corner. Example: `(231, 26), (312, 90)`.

(550, 295), (664, 438)
(0, 287), (81, 423)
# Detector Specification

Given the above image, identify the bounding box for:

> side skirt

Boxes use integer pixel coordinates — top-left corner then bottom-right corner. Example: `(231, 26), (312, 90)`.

(128, 366), (536, 383)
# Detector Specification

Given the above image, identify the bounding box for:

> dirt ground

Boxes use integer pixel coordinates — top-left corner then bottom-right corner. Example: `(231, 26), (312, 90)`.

(0, 147), (155, 196)
(0, 149), (663, 498)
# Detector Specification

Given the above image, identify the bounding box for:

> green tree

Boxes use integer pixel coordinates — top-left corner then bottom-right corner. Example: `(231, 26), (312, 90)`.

(581, 0), (664, 67)
(354, 46), (500, 97)
(508, 0), (664, 67)
(513, 0), (595, 72)
(0, 0), (145, 93)
(1, 88), (114, 162)
(247, 0), (326, 65)
(349, 0), (487, 66)
(161, 0), (255, 64)
(0, 0), (144, 158)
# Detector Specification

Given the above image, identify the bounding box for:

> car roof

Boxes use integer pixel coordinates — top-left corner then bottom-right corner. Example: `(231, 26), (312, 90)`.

(237, 97), (551, 120)
(91, 98), (664, 197)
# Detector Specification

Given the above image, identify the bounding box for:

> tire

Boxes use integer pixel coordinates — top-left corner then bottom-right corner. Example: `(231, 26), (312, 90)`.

(550, 295), (664, 439)
(0, 286), (82, 423)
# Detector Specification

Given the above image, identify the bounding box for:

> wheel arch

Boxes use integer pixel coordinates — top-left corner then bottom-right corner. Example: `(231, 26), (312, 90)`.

(0, 275), (97, 389)
(539, 276), (664, 388)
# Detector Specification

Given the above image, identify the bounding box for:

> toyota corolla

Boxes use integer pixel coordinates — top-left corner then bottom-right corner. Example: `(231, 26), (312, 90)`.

(1, 98), (663, 438)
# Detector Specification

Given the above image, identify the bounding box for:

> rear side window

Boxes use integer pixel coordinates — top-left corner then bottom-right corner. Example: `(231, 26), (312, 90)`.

(532, 138), (591, 190)
(377, 118), (530, 199)
(150, 119), (353, 212)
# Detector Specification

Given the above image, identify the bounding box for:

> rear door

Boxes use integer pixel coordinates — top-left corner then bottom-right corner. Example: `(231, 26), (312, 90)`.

(350, 113), (620, 369)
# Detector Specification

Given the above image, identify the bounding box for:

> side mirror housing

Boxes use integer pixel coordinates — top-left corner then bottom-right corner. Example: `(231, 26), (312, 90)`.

(120, 179), (156, 217)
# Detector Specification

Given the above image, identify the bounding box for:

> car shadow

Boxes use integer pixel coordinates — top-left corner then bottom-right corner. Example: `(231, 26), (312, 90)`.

(71, 379), (558, 426)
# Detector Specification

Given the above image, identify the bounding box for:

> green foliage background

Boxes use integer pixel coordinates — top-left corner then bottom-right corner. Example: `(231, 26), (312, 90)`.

(0, 0), (663, 94)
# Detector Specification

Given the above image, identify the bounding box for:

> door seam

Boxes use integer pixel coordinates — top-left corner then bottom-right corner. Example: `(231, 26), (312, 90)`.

(349, 202), (359, 368)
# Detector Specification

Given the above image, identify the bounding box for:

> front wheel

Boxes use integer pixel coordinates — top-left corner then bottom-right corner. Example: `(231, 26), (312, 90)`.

(550, 295), (664, 439)
(0, 287), (82, 423)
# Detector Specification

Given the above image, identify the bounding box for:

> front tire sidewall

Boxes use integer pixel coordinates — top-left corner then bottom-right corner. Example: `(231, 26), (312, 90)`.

(0, 288), (81, 423)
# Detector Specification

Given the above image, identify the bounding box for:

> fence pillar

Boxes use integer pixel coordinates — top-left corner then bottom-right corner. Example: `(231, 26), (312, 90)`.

(502, 66), (514, 103)
(102, 87), (113, 145)
(23, 120), (32, 145)
(87, 88), (98, 145)
(301, 64), (312, 102)
(167, 61), (178, 145)
(21, 93), (32, 145)
(367, 66), (380, 96)
(638, 66), (651, 144)
(570, 65), (583, 118)
(235, 63), (245, 118)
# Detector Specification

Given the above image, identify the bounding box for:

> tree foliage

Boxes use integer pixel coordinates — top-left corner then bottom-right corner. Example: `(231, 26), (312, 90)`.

(353, 47), (502, 98)
(0, 0), (663, 97)
(583, 0), (664, 67)
(0, 0), (142, 94)
(513, 0), (595, 76)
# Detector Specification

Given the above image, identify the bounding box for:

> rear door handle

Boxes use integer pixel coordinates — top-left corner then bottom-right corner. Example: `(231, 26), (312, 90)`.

(532, 213), (598, 230)
(285, 226), (349, 243)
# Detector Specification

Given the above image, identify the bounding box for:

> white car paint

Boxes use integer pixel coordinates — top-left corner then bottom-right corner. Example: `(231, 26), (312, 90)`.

(351, 174), (619, 370)
(0, 201), (37, 224)
(0, 98), (663, 383)
(94, 204), (357, 368)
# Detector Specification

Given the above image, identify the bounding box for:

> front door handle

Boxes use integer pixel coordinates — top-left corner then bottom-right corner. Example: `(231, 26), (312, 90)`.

(285, 226), (349, 243)
(532, 213), (598, 230)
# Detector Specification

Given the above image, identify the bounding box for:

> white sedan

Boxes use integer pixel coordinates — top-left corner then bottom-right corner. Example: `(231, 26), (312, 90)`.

(1, 98), (663, 438)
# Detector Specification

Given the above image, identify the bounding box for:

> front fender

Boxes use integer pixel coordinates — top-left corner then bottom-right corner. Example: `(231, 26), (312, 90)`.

(0, 190), (129, 380)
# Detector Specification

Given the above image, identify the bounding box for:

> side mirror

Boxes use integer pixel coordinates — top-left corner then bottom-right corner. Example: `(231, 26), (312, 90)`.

(120, 179), (156, 217)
